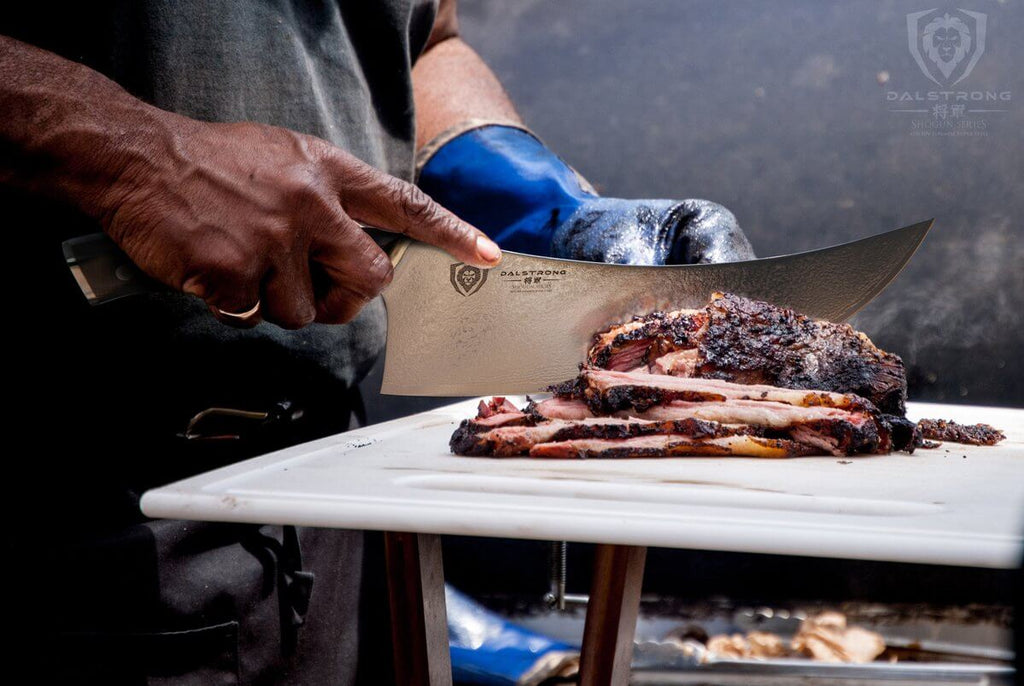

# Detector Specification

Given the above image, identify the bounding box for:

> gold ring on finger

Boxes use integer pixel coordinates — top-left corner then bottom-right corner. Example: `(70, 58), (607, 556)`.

(216, 299), (261, 320)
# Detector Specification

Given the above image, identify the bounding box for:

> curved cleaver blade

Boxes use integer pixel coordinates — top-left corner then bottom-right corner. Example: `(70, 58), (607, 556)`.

(381, 219), (932, 396)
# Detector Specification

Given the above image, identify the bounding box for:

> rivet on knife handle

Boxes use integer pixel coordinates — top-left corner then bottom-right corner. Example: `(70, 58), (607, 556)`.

(62, 233), (159, 305)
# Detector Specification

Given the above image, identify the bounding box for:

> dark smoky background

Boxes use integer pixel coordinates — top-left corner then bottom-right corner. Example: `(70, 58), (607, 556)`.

(363, 0), (1023, 422)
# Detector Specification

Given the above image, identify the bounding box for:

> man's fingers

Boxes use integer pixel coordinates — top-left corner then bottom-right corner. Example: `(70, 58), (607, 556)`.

(310, 215), (394, 324)
(313, 273), (373, 326)
(337, 162), (501, 268)
(261, 261), (317, 330)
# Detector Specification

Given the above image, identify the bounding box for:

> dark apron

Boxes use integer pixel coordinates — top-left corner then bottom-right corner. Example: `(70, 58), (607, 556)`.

(49, 523), (360, 686)
(3, 174), (393, 685)
(17, 385), (392, 686)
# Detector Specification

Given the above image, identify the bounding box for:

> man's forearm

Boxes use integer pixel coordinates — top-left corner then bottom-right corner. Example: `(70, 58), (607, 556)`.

(0, 35), (184, 220)
(412, 35), (522, 150)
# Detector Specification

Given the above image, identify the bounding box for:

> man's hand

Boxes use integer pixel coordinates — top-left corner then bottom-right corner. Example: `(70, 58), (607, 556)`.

(551, 198), (754, 264)
(0, 35), (500, 329)
(100, 120), (501, 328)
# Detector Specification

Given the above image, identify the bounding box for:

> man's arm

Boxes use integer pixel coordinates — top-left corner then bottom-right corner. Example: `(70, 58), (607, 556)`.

(411, 0), (522, 149)
(410, 1), (754, 265)
(0, 35), (500, 328)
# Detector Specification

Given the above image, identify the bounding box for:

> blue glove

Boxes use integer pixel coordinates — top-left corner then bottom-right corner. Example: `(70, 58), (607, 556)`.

(418, 125), (754, 264)
(446, 585), (578, 686)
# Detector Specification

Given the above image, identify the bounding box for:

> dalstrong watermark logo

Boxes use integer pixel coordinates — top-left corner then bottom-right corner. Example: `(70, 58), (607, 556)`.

(907, 8), (986, 86)
(887, 6), (1009, 137)
(449, 263), (488, 296)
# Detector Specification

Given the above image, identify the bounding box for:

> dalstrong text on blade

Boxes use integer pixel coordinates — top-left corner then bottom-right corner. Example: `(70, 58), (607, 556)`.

(500, 269), (569, 277)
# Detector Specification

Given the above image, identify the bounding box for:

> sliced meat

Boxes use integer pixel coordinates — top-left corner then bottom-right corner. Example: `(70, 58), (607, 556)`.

(449, 397), (533, 445)
(587, 293), (908, 415)
(450, 295), (1000, 461)
(633, 400), (906, 454)
(467, 411), (529, 429)
(651, 349), (699, 376)
(572, 368), (872, 414)
(535, 395), (888, 449)
(602, 340), (650, 372)
(529, 434), (818, 459)
(476, 397), (520, 418)
(451, 416), (748, 457)
(529, 397), (594, 420)
(588, 309), (705, 371)
(617, 398), (869, 428)
(917, 418), (1005, 446)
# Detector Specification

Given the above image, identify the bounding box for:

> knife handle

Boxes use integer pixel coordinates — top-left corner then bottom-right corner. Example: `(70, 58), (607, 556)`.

(65, 231), (411, 306)
(388, 238), (411, 269)
(62, 233), (161, 305)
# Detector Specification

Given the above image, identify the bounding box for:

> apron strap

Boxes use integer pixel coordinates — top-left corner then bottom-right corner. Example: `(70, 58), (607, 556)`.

(240, 524), (315, 656)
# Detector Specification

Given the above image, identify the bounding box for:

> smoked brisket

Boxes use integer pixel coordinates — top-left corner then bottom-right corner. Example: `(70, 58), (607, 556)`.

(450, 294), (1002, 459)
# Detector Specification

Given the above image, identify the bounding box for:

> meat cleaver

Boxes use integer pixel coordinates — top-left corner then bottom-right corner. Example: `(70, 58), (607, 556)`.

(62, 220), (932, 396)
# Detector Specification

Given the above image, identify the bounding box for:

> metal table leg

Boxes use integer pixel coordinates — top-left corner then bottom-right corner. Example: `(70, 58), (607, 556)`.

(578, 544), (648, 686)
(384, 532), (452, 686)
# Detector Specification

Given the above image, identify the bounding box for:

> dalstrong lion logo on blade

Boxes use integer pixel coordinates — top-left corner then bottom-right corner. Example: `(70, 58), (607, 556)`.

(450, 263), (488, 296)
(907, 8), (986, 87)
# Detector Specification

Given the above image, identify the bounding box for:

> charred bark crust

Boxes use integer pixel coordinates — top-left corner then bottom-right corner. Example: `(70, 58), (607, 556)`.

(696, 294), (908, 415)
(918, 419), (1004, 446)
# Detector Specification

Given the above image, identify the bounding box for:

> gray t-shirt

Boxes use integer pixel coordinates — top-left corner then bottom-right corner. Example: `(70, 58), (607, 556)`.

(5, 0), (437, 456)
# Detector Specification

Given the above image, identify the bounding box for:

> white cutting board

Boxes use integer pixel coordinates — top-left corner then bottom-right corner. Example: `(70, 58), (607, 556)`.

(141, 401), (1024, 569)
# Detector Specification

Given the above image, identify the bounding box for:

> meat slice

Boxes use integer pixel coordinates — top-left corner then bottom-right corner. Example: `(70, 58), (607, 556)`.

(588, 309), (705, 371)
(917, 419), (1005, 446)
(651, 349), (699, 376)
(538, 395), (874, 428)
(571, 368), (872, 414)
(627, 400), (890, 454)
(455, 396), (533, 433)
(476, 397), (520, 418)
(587, 293), (908, 415)
(621, 398), (865, 428)
(530, 434), (818, 459)
(529, 397), (594, 420)
(451, 416), (747, 457)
